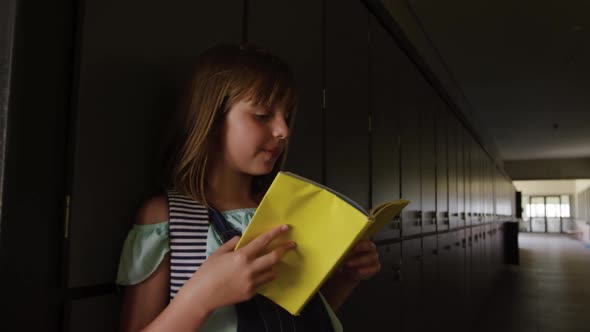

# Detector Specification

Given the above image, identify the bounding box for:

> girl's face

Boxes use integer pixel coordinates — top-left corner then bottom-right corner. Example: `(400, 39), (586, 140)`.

(218, 99), (290, 176)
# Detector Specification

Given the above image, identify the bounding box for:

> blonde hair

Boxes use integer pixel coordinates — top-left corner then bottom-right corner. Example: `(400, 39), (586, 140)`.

(167, 44), (297, 206)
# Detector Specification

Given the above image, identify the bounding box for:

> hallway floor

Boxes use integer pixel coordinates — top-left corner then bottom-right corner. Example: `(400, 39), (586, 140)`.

(475, 233), (590, 332)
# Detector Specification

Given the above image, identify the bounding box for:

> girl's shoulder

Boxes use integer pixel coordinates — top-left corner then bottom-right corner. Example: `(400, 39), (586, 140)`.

(136, 194), (169, 225)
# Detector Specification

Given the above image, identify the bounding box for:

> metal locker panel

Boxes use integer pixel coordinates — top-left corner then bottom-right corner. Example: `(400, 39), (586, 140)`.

(453, 230), (469, 332)
(396, 58), (438, 236)
(437, 233), (454, 331)
(249, 1), (323, 183)
(400, 98), (422, 236)
(456, 121), (465, 228)
(421, 235), (439, 332)
(464, 226), (475, 318)
(369, 16), (401, 241)
(483, 224), (493, 293)
(463, 132), (472, 227)
(402, 238), (423, 332)
(435, 103), (448, 232)
(447, 115), (459, 229)
(474, 140), (482, 224)
(484, 162), (492, 223)
(67, 1), (243, 288)
(340, 243), (402, 331)
(67, 293), (121, 332)
(469, 139), (480, 225)
(421, 103), (437, 234)
(469, 226), (484, 312)
(439, 231), (466, 331)
(325, 0), (370, 208)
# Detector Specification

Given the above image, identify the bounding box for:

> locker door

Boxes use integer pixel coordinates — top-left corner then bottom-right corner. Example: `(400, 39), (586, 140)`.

(249, 0), (323, 182)
(340, 243), (402, 331)
(464, 226), (475, 319)
(397, 60), (440, 237)
(454, 230), (469, 332)
(435, 103), (449, 232)
(421, 235), (439, 332)
(447, 115), (458, 229)
(369, 16), (401, 241)
(68, 0), (243, 289)
(421, 102), (437, 234)
(456, 121), (465, 228)
(439, 231), (467, 332)
(325, 0), (369, 208)
(400, 98), (422, 236)
(67, 294), (121, 332)
(483, 224), (492, 293)
(474, 145), (483, 224)
(402, 238), (423, 332)
(65, 1), (243, 328)
(484, 161), (492, 223)
(437, 233), (453, 331)
(470, 226), (483, 312)
(463, 132), (472, 227)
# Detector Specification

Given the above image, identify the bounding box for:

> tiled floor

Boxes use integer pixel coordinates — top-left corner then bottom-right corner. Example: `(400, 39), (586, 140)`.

(475, 233), (590, 332)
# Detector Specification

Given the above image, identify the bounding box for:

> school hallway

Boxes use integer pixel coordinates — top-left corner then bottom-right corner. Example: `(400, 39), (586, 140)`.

(475, 233), (590, 332)
(2, 0), (590, 331)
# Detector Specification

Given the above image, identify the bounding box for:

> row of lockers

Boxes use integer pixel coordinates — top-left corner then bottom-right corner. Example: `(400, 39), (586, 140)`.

(341, 223), (506, 332)
(2, 0), (516, 331)
(63, 0), (515, 289)
(54, 1), (517, 330)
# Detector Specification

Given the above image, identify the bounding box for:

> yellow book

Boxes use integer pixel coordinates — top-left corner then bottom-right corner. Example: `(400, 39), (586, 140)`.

(235, 171), (410, 315)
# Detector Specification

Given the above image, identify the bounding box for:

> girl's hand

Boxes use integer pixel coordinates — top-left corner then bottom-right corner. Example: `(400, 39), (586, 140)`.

(336, 239), (381, 281)
(180, 224), (296, 313)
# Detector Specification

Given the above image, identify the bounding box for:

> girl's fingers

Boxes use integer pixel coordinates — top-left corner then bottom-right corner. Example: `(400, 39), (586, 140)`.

(352, 264), (381, 279)
(216, 236), (241, 253)
(350, 240), (376, 253)
(253, 269), (277, 286)
(345, 252), (379, 268)
(252, 241), (297, 272)
(241, 224), (291, 258)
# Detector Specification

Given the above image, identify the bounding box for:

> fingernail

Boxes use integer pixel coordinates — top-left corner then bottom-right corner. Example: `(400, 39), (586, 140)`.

(290, 241), (297, 248)
(281, 224), (290, 231)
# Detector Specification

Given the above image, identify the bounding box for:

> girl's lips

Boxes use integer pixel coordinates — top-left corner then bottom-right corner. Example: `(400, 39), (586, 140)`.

(263, 148), (282, 159)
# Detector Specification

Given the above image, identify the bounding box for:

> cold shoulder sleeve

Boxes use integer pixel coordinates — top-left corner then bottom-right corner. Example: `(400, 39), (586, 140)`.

(116, 221), (169, 285)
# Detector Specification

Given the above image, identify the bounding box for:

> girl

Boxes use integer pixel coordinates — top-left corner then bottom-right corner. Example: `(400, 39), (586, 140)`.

(116, 44), (381, 331)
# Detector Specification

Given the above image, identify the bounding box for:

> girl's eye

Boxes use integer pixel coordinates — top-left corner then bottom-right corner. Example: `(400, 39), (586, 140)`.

(254, 113), (271, 120)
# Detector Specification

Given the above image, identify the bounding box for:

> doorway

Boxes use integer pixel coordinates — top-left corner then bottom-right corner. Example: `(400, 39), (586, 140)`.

(524, 195), (571, 233)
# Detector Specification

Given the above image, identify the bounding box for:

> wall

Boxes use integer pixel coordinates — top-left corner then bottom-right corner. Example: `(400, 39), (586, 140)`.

(513, 180), (577, 196)
(505, 157), (590, 180)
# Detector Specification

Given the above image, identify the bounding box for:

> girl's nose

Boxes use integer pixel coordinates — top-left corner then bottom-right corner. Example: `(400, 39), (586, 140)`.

(273, 116), (290, 141)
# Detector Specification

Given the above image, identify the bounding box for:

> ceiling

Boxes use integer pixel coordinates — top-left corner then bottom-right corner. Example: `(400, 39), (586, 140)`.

(406, 0), (590, 161)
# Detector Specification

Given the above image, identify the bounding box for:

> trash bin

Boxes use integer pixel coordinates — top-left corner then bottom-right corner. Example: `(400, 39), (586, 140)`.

(503, 221), (519, 265)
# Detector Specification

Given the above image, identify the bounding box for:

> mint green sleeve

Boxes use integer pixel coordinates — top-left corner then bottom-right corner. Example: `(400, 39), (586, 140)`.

(116, 222), (169, 285)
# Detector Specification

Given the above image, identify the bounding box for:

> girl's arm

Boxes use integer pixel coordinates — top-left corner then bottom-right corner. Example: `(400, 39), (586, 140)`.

(119, 195), (180, 331)
(120, 196), (296, 331)
(321, 239), (381, 311)
(320, 274), (360, 311)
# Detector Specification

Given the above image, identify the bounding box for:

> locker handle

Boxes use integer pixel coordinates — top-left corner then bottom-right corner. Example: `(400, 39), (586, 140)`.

(395, 269), (402, 282)
(443, 245), (451, 250)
